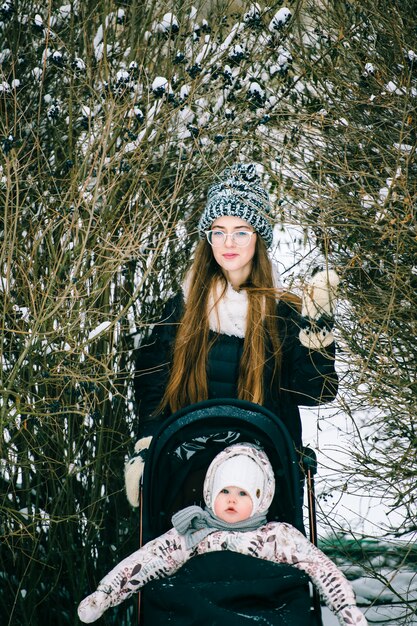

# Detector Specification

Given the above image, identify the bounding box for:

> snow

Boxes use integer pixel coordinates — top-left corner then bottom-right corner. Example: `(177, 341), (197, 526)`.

(0, 276), (8, 295)
(93, 25), (104, 55)
(59, 4), (72, 19)
(394, 142), (413, 153)
(364, 63), (375, 75)
(244, 3), (261, 22)
(352, 570), (417, 624)
(87, 321), (111, 340)
(355, 571), (417, 604)
(52, 50), (63, 63)
(248, 82), (264, 97)
(278, 49), (292, 67)
(189, 6), (198, 21)
(0, 47), (11, 63)
(32, 67), (43, 80)
(152, 76), (169, 92)
(385, 81), (405, 95)
(156, 13), (179, 33)
(179, 84), (190, 100)
(269, 8), (292, 32)
(127, 106), (144, 120)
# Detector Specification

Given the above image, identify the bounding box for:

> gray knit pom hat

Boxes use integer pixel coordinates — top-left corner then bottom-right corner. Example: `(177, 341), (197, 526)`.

(198, 163), (274, 248)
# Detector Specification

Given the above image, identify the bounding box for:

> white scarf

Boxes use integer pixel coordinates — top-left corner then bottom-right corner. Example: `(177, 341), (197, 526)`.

(182, 263), (283, 339)
(207, 281), (248, 338)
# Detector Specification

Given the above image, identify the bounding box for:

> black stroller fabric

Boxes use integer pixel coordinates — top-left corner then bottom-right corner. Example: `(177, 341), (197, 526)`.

(139, 399), (320, 626)
(143, 552), (311, 626)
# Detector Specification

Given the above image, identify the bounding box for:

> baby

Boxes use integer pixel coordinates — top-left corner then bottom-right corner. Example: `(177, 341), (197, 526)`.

(78, 443), (367, 625)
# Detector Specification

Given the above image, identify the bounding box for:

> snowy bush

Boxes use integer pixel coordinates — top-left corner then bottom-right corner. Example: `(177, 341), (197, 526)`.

(282, 1), (417, 544)
(0, 1), (298, 623)
(1, 0), (416, 624)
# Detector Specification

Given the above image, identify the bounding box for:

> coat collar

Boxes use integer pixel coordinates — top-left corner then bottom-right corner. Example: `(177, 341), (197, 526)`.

(182, 275), (247, 338)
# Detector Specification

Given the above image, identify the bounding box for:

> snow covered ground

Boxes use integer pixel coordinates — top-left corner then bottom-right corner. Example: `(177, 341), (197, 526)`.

(322, 569), (417, 625)
(300, 404), (417, 626)
(302, 403), (417, 625)
(323, 603), (417, 626)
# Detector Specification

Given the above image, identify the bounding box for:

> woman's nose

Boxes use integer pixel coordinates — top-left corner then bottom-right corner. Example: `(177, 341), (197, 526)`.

(224, 234), (235, 248)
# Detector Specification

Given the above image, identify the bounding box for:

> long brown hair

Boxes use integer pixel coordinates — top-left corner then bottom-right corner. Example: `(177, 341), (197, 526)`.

(161, 237), (301, 413)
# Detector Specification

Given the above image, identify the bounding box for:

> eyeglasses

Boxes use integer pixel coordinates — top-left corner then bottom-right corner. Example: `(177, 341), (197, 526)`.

(205, 230), (256, 247)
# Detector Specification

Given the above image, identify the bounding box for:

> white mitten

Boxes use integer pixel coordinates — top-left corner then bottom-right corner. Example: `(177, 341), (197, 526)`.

(78, 586), (113, 623)
(301, 269), (340, 319)
(299, 269), (340, 349)
(124, 436), (153, 507)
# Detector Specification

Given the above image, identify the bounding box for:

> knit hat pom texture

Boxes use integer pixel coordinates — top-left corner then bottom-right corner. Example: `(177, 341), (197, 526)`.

(198, 163), (274, 248)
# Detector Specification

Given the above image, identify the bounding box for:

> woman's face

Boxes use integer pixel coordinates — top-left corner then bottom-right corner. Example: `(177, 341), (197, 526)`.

(209, 216), (257, 286)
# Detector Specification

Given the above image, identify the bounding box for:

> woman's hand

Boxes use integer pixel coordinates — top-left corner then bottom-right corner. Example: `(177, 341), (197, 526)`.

(299, 269), (340, 349)
(301, 269), (340, 319)
(124, 436), (153, 507)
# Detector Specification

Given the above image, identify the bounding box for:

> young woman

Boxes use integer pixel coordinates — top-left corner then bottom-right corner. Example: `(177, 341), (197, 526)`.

(125, 163), (339, 507)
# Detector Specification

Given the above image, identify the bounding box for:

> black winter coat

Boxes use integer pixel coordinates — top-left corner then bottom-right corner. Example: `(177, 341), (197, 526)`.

(133, 293), (338, 449)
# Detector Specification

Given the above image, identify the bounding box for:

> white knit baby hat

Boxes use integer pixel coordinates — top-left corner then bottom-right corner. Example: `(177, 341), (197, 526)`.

(204, 443), (275, 516)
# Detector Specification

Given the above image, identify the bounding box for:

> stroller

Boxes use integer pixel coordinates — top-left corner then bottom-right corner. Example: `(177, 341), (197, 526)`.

(138, 398), (322, 626)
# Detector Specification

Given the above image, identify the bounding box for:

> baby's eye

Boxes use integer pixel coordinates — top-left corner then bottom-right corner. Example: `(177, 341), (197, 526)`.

(239, 490), (249, 497)
(221, 488), (229, 494)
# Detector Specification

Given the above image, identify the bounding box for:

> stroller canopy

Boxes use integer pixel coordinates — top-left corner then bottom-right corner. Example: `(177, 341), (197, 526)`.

(142, 398), (304, 543)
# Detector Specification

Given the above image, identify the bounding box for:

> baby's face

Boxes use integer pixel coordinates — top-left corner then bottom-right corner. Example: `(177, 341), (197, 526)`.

(213, 486), (253, 522)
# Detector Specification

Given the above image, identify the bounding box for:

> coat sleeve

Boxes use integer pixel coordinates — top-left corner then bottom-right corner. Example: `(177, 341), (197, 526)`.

(133, 294), (183, 438)
(78, 528), (192, 622)
(278, 301), (338, 407)
(267, 524), (367, 626)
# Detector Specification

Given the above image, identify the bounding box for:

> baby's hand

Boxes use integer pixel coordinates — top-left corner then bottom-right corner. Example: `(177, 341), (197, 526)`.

(77, 586), (112, 623)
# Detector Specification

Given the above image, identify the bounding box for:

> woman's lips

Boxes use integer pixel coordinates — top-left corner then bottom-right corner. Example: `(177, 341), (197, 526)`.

(222, 254), (239, 259)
